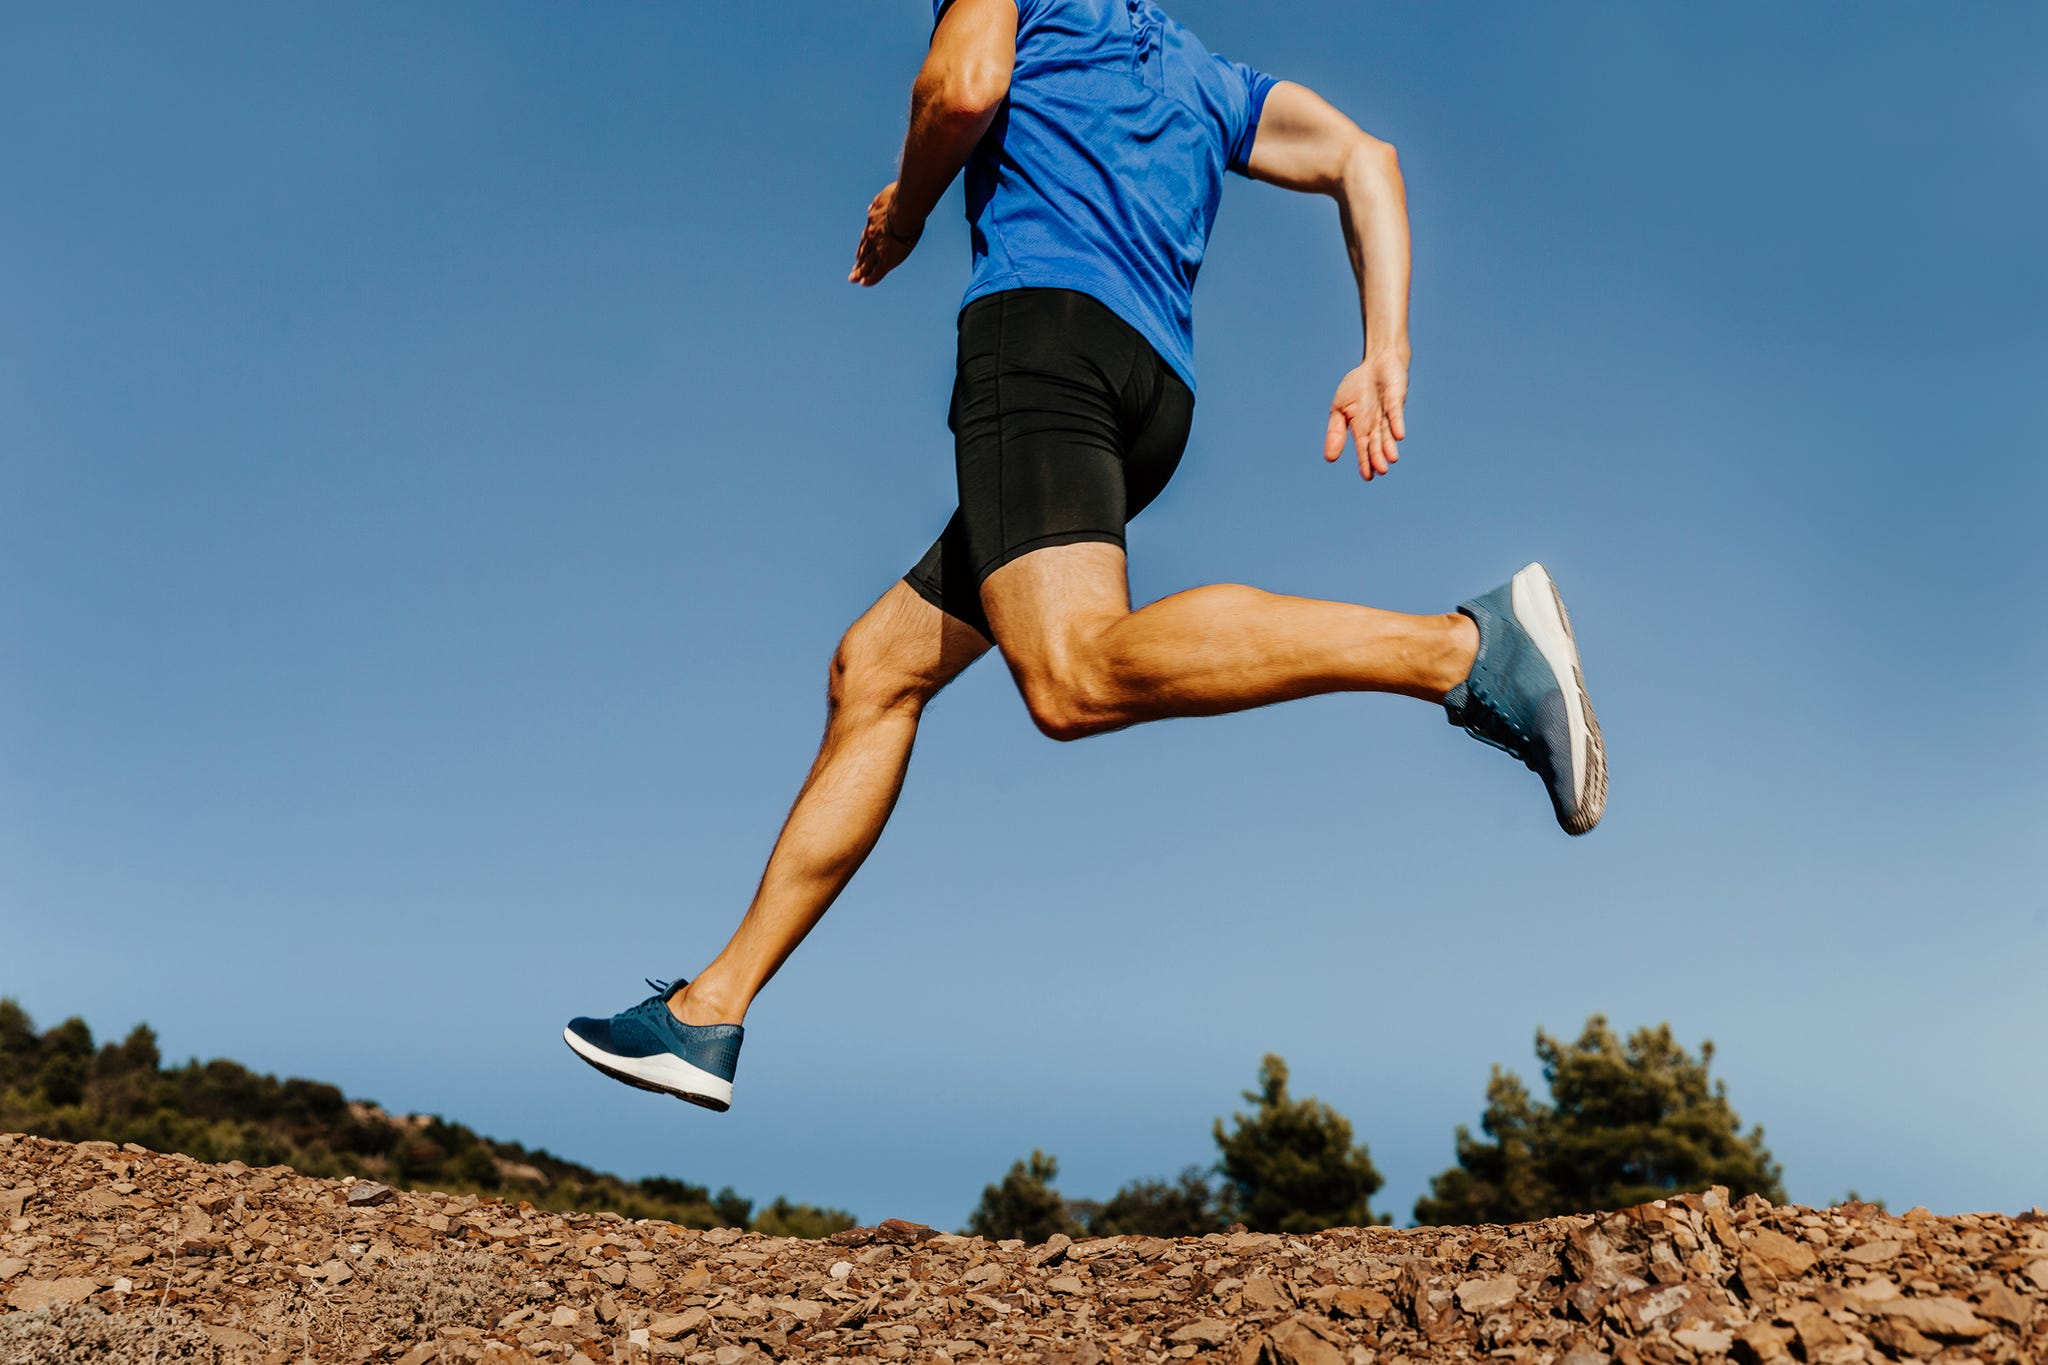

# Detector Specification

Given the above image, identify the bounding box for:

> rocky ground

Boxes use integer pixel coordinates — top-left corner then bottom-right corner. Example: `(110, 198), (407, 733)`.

(1, 1133), (2042, 1365)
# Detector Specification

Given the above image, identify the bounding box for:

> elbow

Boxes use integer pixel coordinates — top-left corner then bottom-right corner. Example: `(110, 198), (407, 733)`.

(919, 64), (1010, 126)
(1344, 133), (1400, 184)
(1327, 132), (1400, 200)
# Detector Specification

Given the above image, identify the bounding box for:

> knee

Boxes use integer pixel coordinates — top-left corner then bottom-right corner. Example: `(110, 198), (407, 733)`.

(828, 627), (930, 720)
(1017, 667), (1116, 743)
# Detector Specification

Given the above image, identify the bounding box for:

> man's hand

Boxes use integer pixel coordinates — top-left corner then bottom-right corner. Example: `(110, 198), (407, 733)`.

(849, 183), (922, 287)
(1324, 352), (1408, 481)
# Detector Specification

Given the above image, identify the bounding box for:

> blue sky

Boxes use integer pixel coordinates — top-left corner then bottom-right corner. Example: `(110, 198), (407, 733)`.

(3, 3), (2043, 1227)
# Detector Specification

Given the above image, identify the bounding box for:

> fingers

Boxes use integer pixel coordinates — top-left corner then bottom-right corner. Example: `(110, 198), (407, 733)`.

(850, 232), (893, 286)
(850, 190), (894, 286)
(1351, 413), (1386, 480)
(851, 235), (905, 287)
(1324, 408), (1346, 463)
(1342, 413), (1405, 482)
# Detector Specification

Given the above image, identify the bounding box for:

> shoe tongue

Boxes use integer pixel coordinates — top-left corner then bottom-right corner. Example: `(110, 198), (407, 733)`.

(644, 976), (691, 1003)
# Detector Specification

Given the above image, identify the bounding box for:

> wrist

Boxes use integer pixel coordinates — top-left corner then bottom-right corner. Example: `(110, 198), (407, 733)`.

(1364, 338), (1411, 366)
(885, 202), (925, 246)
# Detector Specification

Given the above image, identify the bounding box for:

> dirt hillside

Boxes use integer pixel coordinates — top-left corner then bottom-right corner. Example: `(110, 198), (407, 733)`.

(2, 1132), (2042, 1364)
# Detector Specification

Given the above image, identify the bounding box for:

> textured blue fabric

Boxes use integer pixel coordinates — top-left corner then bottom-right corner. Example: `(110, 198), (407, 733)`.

(1443, 583), (1579, 829)
(566, 979), (743, 1082)
(935, 0), (1276, 392)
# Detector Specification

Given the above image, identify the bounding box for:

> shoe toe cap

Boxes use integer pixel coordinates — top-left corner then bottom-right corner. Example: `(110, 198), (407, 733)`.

(565, 1016), (617, 1051)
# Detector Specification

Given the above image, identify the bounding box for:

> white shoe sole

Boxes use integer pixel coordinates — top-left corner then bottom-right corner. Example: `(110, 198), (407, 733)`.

(562, 1026), (734, 1111)
(1509, 563), (1607, 835)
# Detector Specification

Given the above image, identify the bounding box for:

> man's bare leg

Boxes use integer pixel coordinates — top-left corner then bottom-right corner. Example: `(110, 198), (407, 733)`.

(978, 542), (1478, 740)
(670, 582), (987, 1026)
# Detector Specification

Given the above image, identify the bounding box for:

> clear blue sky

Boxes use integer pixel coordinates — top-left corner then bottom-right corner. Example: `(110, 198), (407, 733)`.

(4, 3), (2043, 1227)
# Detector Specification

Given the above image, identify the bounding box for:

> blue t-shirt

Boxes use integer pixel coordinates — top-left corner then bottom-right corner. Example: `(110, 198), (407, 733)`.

(934, 0), (1276, 392)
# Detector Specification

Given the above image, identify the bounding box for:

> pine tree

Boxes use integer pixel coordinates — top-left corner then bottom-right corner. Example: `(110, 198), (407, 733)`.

(965, 1150), (1081, 1242)
(1415, 1016), (1786, 1225)
(1213, 1055), (1388, 1233)
(1089, 1167), (1227, 1238)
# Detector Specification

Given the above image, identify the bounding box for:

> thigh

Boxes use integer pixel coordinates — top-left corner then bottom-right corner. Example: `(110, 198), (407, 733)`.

(977, 541), (1130, 687)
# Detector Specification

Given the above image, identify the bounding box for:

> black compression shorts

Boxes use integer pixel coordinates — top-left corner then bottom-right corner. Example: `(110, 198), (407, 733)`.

(904, 288), (1195, 641)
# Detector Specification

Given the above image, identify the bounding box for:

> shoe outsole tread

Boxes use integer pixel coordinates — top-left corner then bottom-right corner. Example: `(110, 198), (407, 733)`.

(561, 1031), (732, 1112)
(1544, 574), (1607, 836)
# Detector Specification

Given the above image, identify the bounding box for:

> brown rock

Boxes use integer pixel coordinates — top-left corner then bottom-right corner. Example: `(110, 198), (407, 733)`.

(1619, 1282), (1716, 1335)
(1871, 1295), (1993, 1340)
(1169, 1318), (1234, 1346)
(1744, 1227), (1817, 1279)
(1564, 1221), (1632, 1288)
(1242, 1276), (1291, 1311)
(1031, 1232), (1073, 1267)
(1863, 1315), (1939, 1359)
(1455, 1274), (1520, 1313)
(1323, 1285), (1392, 1320)
(1734, 1319), (1795, 1363)
(1781, 1303), (1847, 1358)
(205, 1324), (261, 1351)
(6, 1276), (98, 1311)
(1670, 1327), (1732, 1355)
(346, 1180), (396, 1207)
(655, 1301), (712, 1334)
(1840, 1239), (1903, 1265)
(875, 1218), (936, 1244)
(1263, 1317), (1345, 1365)
(1046, 1274), (1087, 1295)
(1972, 1281), (2030, 1327)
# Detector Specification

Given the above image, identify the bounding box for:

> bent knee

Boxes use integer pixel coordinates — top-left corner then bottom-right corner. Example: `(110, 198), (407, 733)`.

(1018, 675), (1117, 743)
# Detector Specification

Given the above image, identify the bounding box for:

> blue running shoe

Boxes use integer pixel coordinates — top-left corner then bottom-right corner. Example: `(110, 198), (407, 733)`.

(563, 979), (743, 1111)
(1443, 563), (1608, 835)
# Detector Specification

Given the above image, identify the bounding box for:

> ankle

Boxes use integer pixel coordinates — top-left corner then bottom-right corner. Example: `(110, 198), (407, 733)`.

(668, 979), (747, 1028)
(1436, 611), (1480, 700)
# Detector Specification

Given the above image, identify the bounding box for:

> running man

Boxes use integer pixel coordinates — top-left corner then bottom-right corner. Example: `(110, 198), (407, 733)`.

(565, 0), (1606, 1110)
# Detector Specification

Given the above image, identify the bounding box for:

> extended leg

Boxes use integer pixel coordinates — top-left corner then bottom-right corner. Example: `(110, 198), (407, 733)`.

(673, 581), (987, 1025)
(978, 543), (1606, 835)
(979, 541), (1477, 740)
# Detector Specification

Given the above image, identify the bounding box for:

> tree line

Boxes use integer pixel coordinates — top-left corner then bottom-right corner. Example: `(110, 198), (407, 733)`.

(3, 999), (1792, 1236)
(0, 999), (853, 1236)
(967, 1019), (1788, 1239)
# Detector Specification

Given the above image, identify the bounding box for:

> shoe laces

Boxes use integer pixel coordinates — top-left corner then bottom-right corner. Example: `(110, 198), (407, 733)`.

(623, 978), (686, 1022)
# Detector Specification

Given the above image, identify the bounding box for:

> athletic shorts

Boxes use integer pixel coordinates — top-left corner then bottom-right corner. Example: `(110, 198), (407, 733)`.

(904, 288), (1196, 640)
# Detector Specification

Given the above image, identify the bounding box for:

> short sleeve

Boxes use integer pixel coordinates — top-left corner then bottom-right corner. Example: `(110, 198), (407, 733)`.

(1216, 56), (1278, 174)
(935, 0), (1032, 29)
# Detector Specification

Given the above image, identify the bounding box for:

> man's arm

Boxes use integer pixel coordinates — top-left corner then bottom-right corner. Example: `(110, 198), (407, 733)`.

(1245, 81), (1411, 482)
(849, 0), (1018, 288)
